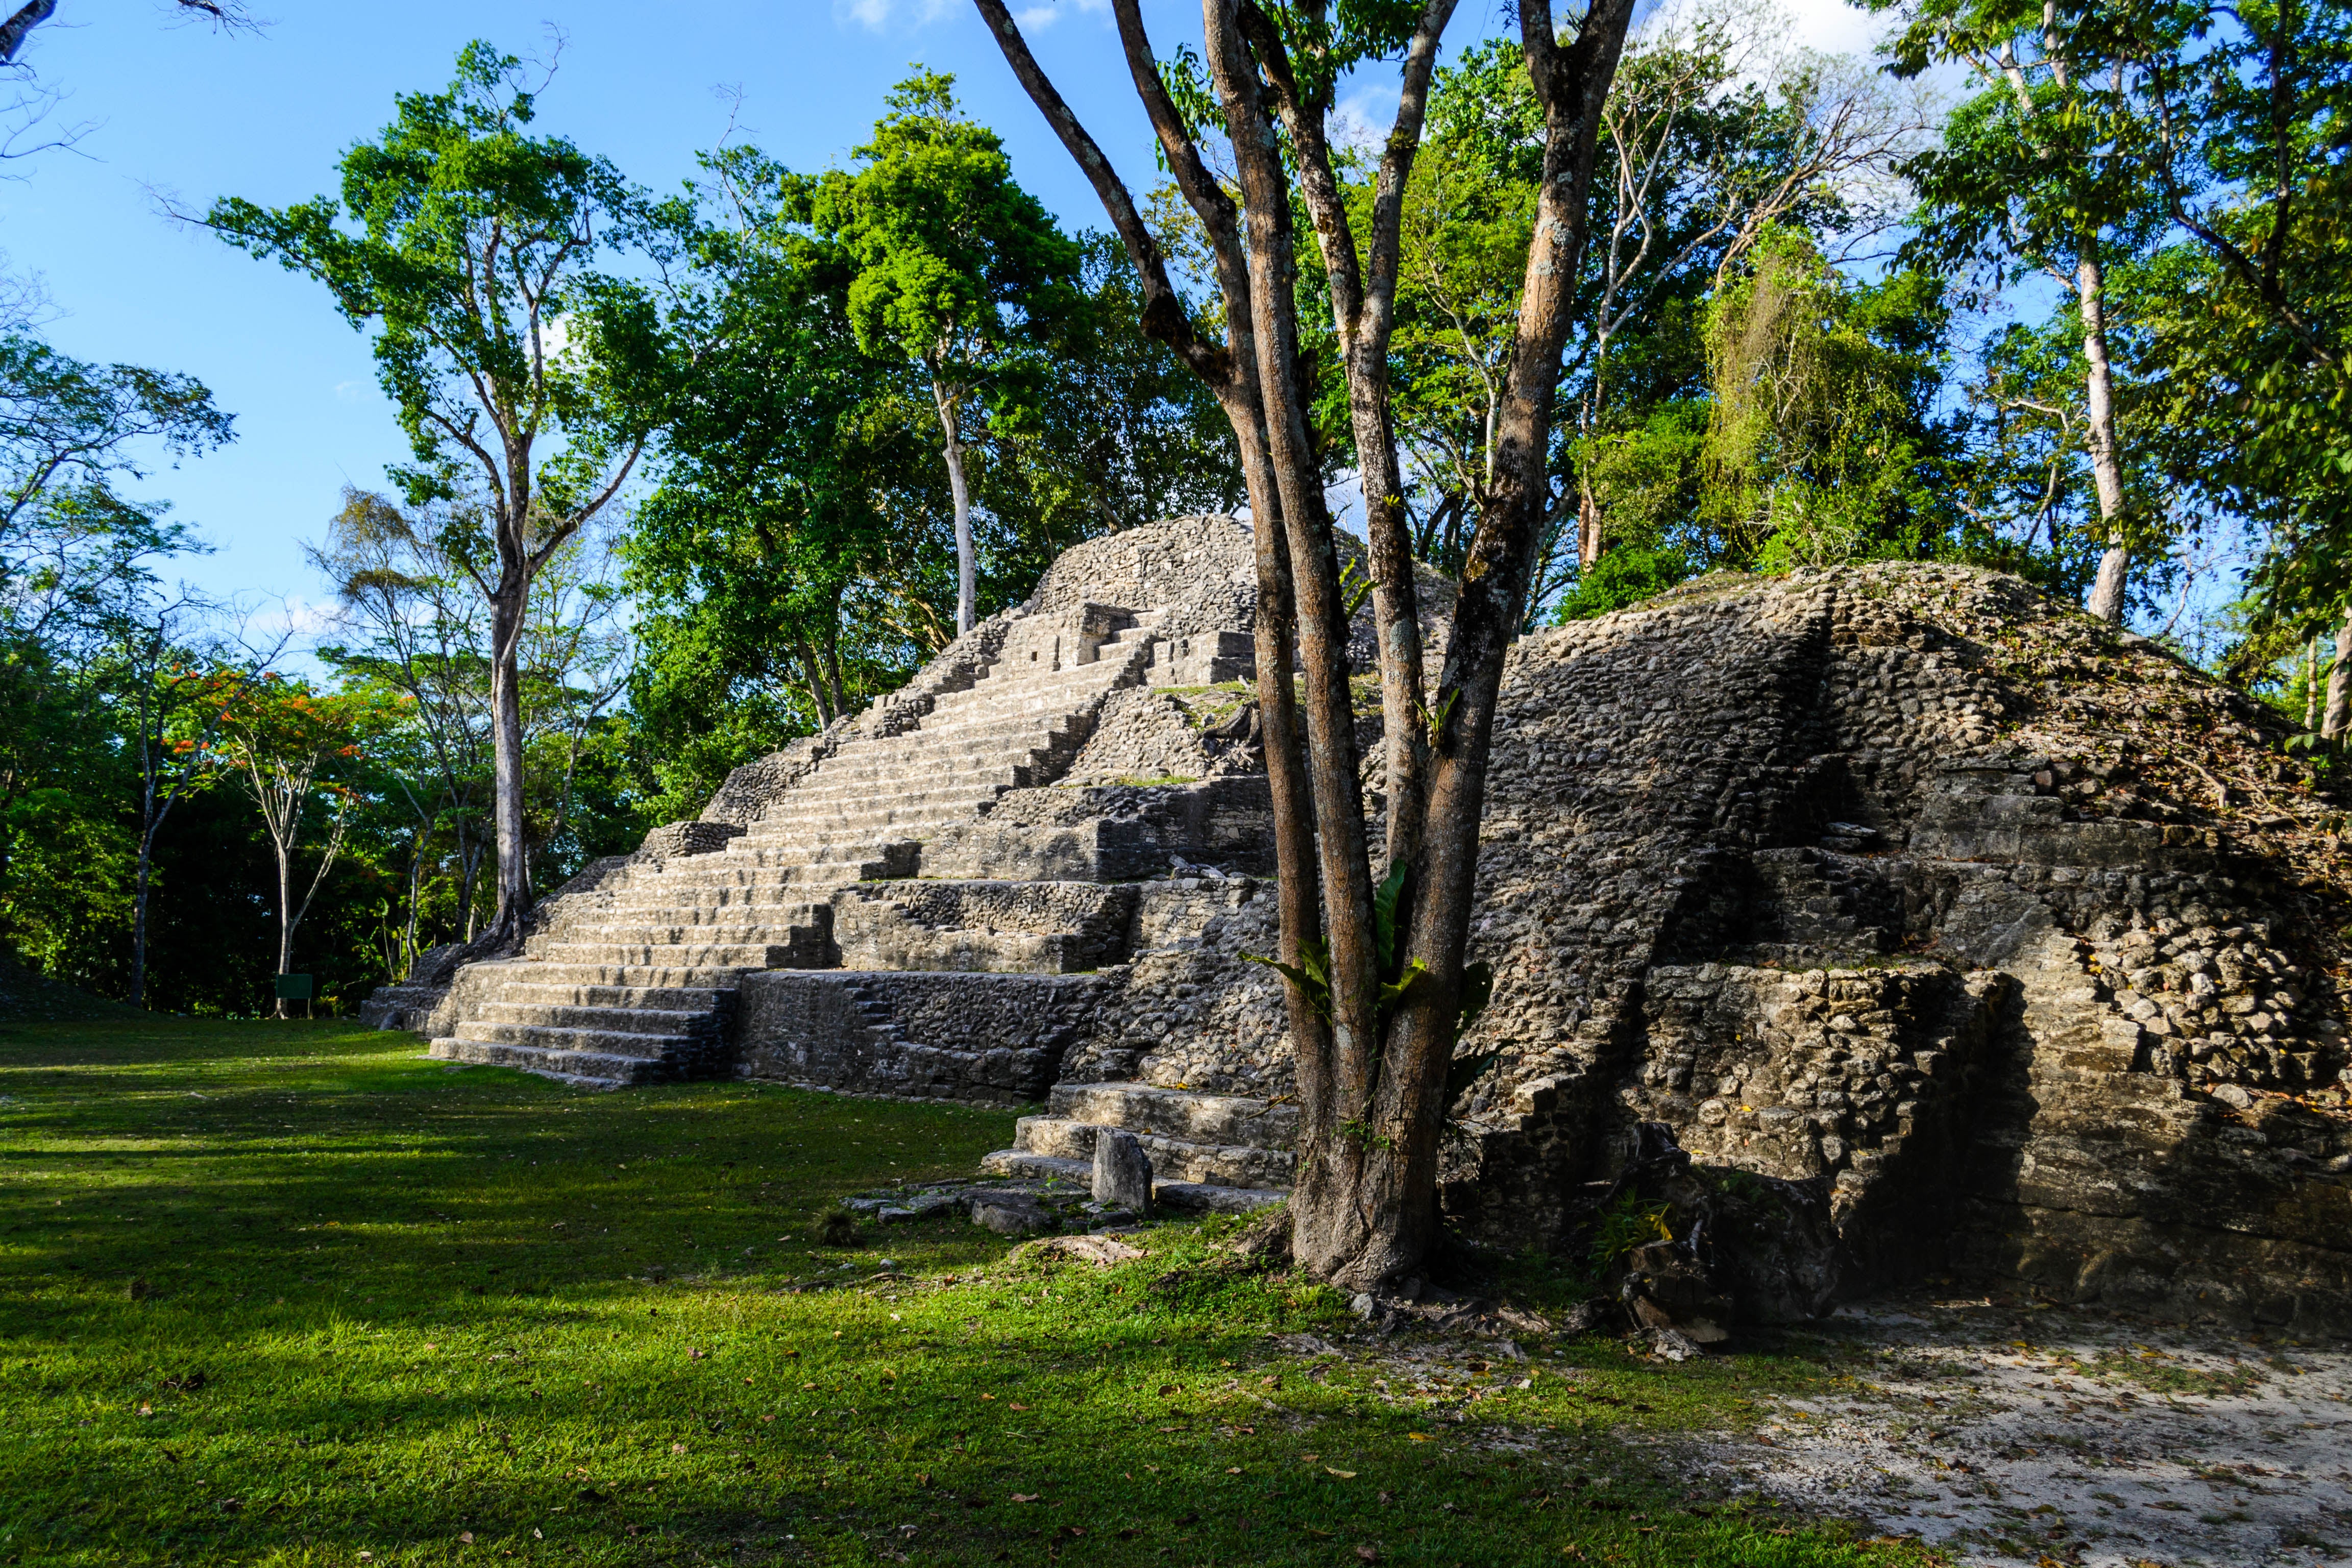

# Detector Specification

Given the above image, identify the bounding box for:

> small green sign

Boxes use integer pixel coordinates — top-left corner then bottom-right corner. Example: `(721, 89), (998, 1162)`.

(274, 973), (314, 1001)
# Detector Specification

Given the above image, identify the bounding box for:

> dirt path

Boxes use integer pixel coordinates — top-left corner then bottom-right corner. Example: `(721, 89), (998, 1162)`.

(1695, 1292), (2352, 1567)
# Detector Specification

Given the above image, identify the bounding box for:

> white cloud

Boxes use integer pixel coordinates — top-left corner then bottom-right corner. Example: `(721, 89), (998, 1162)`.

(1777, 0), (1896, 58)
(835, 0), (953, 29)
(331, 379), (369, 403)
(1013, 0), (1109, 29)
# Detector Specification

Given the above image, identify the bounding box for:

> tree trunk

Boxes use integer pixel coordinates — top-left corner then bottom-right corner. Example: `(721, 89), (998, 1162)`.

(935, 378), (977, 638)
(2306, 635), (2321, 732)
(1290, 0), (1636, 1289)
(273, 837), (295, 1019)
(2324, 610), (2352, 742)
(1204, 4), (1386, 1272)
(130, 829), (156, 1010)
(485, 580), (530, 943)
(405, 835), (424, 976)
(796, 636), (837, 726)
(973, 0), (1636, 1294)
(1578, 475), (1604, 570)
(2079, 244), (2130, 624)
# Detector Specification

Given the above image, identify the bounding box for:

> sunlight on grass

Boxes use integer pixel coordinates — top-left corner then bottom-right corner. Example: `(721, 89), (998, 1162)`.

(0, 1016), (1943, 1566)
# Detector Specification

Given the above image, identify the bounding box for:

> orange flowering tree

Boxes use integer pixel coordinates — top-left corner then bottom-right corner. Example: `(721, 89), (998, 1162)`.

(209, 674), (378, 1017)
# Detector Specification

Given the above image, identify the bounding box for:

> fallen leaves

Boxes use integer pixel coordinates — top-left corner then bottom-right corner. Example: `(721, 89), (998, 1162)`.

(1326, 1468), (1357, 1479)
(1010, 1493), (1042, 1504)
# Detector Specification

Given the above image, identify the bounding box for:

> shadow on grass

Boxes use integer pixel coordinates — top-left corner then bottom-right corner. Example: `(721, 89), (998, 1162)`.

(0, 1017), (1941, 1567)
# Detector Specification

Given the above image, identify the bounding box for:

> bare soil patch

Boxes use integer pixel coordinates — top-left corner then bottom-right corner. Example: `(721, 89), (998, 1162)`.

(1694, 1291), (2352, 1566)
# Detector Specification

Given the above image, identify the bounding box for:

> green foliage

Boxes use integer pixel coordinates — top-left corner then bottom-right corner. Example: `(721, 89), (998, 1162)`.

(1553, 545), (1694, 622)
(204, 41), (671, 518)
(1698, 231), (1959, 570)
(1244, 936), (1335, 1021)
(0, 1015), (1921, 1567)
(0, 324), (235, 993)
(622, 140), (1234, 818)
(814, 69), (1079, 382)
(1591, 1190), (1677, 1270)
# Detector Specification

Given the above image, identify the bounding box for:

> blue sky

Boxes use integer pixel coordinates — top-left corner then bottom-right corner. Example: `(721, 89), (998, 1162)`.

(2, 0), (1882, 636)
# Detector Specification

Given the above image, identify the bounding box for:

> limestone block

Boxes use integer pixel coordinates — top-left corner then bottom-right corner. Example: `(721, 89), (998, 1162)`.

(972, 1197), (1051, 1236)
(1092, 1128), (1155, 1214)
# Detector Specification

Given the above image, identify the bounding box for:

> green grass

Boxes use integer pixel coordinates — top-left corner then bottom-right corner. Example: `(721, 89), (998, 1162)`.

(0, 1015), (1944, 1567)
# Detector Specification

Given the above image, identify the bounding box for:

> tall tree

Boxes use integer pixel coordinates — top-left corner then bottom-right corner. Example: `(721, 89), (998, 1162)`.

(0, 330), (230, 943)
(310, 488), (498, 942)
(2124, 0), (2352, 732)
(974, 0), (1635, 1289)
(104, 595), (243, 1009)
(199, 41), (680, 944)
(1880, 0), (2162, 623)
(811, 69), (1080, 638)
(214, 676), (368, 1017)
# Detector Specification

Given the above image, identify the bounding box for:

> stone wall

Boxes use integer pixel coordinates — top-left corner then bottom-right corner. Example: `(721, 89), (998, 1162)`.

(920, 778), (1276, 883)
(831, 882), (1139, 973)
(1059, 878), (1293, 1097)
(994, 557), (2351, 1327)
(736, 970), (1102, 1103)
(1061, 687), (1245, 787)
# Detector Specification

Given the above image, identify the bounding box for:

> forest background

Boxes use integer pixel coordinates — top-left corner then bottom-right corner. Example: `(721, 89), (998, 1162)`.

(3, 0), (2345, 1016)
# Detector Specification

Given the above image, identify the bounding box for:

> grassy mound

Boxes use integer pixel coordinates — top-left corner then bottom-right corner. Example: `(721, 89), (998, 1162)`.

(0, 1016), (1938, 1566)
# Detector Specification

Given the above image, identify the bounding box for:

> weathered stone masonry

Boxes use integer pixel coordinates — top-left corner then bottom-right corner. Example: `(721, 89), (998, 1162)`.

(366, 520), (2352, 1328)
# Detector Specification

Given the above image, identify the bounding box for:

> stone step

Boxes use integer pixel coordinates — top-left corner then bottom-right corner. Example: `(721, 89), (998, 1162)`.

(480, 1000), (719, 1034)
(1012, 1115), (1296, 1187)
(502, 963), (751, 990)
(602, 889), (830, 916)
(981, 1150), (1090, 1183)
(978, 1149), (1286, 1213)
(922, 667), (1141, 717)
(921, 684), (1124, 723)
(748, 799), (999, 838)
(454, 1019), (699, 1059)
(530, 940), (816, 968)
(1045, 1081), (1302, 1149)
(940, 647), (1152, 696)
(756, 777), (1028, 818)
(546, 921), (826, 948)
(812, 728), (1073, 770)
(428, 1036), (668, 1087)
(831, 927), (1086, 975)
(790, 742), (1060, 780)
(499, 981), (731, 1010)
(876, 706), (1094, 748)
(618, 861), (862, 890)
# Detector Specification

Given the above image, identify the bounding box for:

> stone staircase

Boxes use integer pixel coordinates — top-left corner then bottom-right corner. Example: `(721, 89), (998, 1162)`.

(984, 1080), (1294, 1212)
(426, 608), (1168, 1087)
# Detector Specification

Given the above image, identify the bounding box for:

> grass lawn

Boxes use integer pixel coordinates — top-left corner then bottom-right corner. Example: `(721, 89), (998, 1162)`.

(0, 1013), (1942, 1567)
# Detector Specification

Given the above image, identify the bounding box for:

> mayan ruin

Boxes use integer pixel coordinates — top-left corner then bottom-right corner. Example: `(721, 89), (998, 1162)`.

(368, 517), (2352, 1334)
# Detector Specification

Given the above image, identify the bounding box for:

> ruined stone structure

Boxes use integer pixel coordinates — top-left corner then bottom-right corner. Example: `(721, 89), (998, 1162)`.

(368, 517), (2352, 1330)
